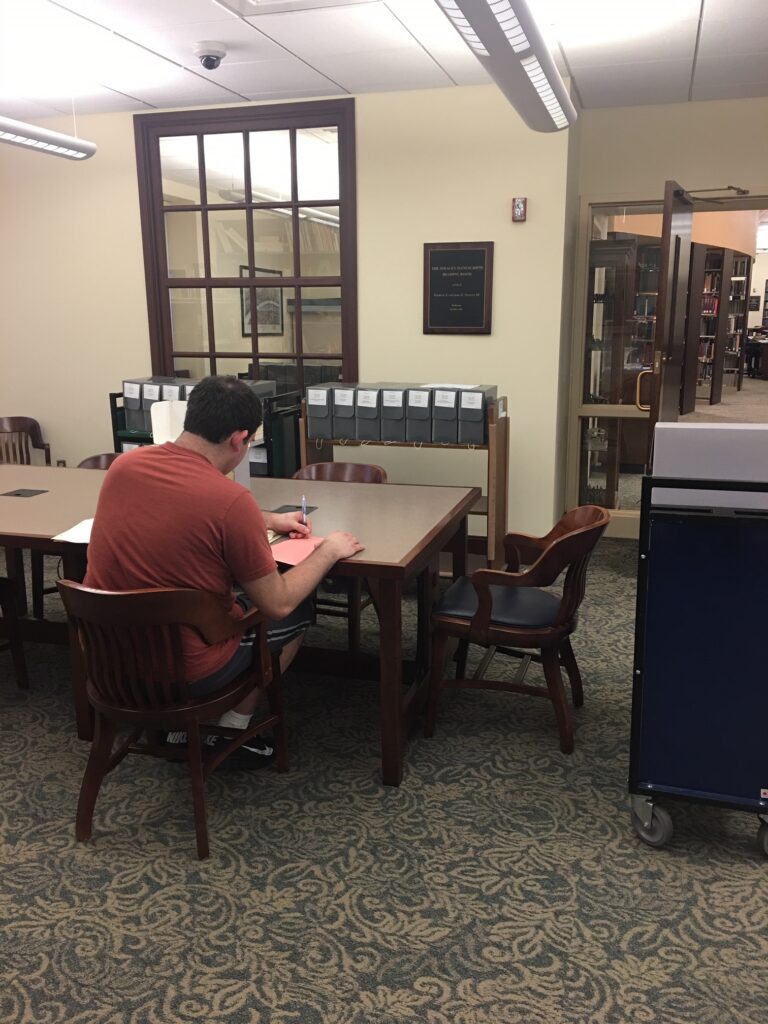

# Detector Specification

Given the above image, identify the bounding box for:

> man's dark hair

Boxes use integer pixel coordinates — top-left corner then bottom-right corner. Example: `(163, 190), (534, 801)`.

(183, 376), (262, 444)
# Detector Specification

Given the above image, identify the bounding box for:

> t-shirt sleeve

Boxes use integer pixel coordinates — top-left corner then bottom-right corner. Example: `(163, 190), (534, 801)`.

(221, 491), (277, 584)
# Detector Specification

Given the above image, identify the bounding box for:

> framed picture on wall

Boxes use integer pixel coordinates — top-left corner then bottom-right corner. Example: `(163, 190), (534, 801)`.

(240, 266), (284, 337)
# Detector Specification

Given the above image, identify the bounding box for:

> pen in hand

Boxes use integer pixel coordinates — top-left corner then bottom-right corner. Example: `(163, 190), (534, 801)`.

(301, 494), (308, 526)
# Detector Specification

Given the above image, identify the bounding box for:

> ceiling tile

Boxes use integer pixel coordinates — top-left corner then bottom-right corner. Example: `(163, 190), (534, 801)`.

(212, 57), (343, 97)
(382, 0), (491, 85)
(698, 17), (768, 57)
(122, 70), (248, 108)
(138, 18), (289, 69)
(693, 53), (768, 90)
(698, 0), (767, 19)
(52, 0), (238, 31)
(692, 80), (768, 102)
(23, 86), (153, 115)
(0, 98), (72, 120)
(564, 22), (699, 68)
(318, 48), (454, 92)
(245, 3), (416, 57)
(573, 59), (692, 108)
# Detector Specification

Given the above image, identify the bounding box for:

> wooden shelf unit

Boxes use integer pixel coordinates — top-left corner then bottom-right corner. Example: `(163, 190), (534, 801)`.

(299, 398), (509, 568)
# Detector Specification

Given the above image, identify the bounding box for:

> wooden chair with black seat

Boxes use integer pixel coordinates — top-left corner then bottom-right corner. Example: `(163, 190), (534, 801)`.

(425, 505), (610, 754)
(56, 581), (288, 859)
(0, 417), (52, 619)
(0, 576), (29, 690)
(293, 462), (387, 651)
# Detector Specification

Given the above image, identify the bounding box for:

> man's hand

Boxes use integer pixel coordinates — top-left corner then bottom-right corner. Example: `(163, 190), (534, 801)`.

(319, 531), (364, 560)
(266, 510), (312, 538)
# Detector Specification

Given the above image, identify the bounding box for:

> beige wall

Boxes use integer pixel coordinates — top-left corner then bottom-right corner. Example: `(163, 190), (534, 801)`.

(0, 112), (151, 463)
(0, 85), (572, 532)
(579, 96), (768, 199)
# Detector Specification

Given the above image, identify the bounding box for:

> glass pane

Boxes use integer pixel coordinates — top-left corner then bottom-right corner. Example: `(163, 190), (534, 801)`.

(204, 132), (246, 205)
(165, 211), (204, 277)
(160, 136), (200, 206)
(213, 356), (252, 378)
(209, 209), (248, 278)
(297, 287), (341, 354)
(302, 360), (342, 387)
(299, 207), (340, 277)
(296, 126), (339, 202)
(584, 236), (660, 405)
(245, 285), (295, 354)
(169, 288), (208, 352)
(249, 130), (292, 202)
(579, 417), (648, 510)
(212, 288), (251, 354)
(252, 210), (294, 277)
(259, 360), (299, 393)
(173, 356), (210, 379)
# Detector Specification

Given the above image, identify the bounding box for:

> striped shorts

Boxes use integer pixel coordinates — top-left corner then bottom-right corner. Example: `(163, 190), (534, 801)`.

(188, 594), (314, 697)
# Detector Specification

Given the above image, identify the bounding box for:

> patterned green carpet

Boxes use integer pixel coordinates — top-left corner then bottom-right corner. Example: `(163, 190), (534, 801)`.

(1, 540), (767, 1024)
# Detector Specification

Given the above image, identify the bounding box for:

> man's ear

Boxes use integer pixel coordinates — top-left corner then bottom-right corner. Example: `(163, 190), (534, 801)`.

(229, 429), (248, 450)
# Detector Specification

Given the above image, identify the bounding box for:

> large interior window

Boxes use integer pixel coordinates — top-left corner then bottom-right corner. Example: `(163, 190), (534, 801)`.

(134, 99), (357, 390)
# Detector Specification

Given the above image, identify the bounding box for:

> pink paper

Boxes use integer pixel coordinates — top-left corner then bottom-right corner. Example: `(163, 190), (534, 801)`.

(272, 535), (324, 566)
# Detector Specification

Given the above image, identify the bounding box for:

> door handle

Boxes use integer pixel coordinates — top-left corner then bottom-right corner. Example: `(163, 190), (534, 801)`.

(635, 369), (652, 411)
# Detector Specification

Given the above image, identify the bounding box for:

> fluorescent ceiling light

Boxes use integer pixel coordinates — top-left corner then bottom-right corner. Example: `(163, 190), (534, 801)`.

(433, 0), (576, 132)
(0, 114), (96, 160)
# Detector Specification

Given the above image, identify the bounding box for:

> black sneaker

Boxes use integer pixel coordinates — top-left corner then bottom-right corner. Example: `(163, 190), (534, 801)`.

(211, 733), (275, 769)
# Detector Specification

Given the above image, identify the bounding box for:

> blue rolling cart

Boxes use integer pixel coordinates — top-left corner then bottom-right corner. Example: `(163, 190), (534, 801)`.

(629, 474), (768, 854)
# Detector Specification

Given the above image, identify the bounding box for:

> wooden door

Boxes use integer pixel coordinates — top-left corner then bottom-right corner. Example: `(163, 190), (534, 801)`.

(647, 181), (693, 466)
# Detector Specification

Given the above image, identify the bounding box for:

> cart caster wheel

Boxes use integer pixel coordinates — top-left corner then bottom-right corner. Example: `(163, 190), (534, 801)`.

(632, 805), (673, 848)
(758, 823), (768, 858)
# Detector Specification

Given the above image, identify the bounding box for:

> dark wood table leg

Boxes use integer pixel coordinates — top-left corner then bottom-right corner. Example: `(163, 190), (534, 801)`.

(449, 516), (468, 580)
(62, 544), (93, 741)
(5, 547), (27, 616)
(414, 557), (437, 684)
(378, 577), (403, 787)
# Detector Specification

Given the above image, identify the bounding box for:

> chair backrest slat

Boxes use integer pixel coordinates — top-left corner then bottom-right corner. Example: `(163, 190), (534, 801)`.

(0, 417), (48, 466)
(293, 462), (387, 484)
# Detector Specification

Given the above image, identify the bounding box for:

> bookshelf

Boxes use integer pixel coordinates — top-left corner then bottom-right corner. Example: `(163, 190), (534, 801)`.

(681, 245), (752, 411)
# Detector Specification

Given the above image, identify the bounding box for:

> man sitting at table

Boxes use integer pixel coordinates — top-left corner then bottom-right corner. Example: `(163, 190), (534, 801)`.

(85, 375), (363, 767)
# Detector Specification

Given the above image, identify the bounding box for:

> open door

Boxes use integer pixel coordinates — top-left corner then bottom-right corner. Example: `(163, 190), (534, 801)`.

(644, 180), (693, 467)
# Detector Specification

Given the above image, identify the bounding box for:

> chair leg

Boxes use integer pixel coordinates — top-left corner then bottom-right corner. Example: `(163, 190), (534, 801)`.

(347, 578), (363, 652)
(455, 639), (470, 680)
(541, 647), (574, 754)
(31, 551), (45, 620)
(187, 727), (210, 860)
(76, 714), (116, 842)
(268, 659), (289, 774)
(560, 638), (584, 708)
(424, 630), (449, 737)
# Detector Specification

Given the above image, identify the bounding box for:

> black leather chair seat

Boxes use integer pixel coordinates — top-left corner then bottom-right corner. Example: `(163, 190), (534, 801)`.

(435, 576), (561, 628)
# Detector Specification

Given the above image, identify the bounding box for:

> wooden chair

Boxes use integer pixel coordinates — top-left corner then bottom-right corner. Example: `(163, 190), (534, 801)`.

(293, 462), (387, 650)
(0, 576), (29, 690)
(425, 505), (610, 754)
(0, 417), (52, 619)
(77, 453), (122, 470)
(57, 581), (288, 859)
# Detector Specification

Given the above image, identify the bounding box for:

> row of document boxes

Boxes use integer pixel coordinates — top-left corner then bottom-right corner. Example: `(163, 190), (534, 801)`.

(306, 383), (497, 445)
(122, 376), (276, 433)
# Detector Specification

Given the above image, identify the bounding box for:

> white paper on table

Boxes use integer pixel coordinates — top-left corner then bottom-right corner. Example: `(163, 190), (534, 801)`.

(52, 518), (94, 543)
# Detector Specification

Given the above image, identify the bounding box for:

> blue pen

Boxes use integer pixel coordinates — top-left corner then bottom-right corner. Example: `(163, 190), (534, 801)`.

(301, 494), (308, 526)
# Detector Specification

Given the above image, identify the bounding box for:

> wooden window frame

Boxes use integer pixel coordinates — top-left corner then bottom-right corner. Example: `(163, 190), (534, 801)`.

(134, 98), (358, 384)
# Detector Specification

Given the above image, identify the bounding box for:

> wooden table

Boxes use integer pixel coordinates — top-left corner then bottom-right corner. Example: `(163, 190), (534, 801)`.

(253, 477), (480, 786)
(0, 464), (106, 638)
(0, 466), (479, 786)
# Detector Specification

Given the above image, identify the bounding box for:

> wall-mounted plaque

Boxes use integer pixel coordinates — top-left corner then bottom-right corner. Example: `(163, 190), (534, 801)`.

(748, 294), (761, 312)
(423, 241), (493, 335)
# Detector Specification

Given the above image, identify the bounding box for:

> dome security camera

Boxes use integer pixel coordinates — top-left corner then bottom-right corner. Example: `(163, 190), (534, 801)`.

(194, 42), (227, 71)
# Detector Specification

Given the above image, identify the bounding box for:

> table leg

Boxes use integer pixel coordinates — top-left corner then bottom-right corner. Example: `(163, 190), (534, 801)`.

(378, 577), (403, 787)
(62, 544), (93, 741)
(449, 516), (468, 580)
(414, 557), (437, 683)
(5, 547), (27, 616)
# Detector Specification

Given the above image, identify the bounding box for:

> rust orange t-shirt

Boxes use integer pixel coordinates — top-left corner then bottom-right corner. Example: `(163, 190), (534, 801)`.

(84, 442), (276, 680)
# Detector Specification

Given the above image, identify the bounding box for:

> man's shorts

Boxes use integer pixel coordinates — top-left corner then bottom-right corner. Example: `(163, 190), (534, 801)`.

(188, 594), (313, 697)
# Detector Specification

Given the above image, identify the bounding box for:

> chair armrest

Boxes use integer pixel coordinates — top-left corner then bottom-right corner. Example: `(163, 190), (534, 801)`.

(233, 606), (272, 686)
(503, 531), (547, 571)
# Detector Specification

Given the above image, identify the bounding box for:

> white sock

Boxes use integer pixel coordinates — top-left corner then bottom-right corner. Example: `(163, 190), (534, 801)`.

(218, 710), (252, 731)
